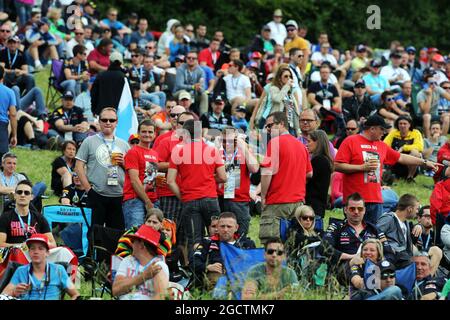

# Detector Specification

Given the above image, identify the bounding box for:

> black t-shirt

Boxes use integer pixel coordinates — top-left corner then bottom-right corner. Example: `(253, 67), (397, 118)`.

(48, 106), (87, 132)
(127, 65), (150, 85)
(60, 185), (88, 207)
(413, 275), (447, 300)
(63, 59), (88, 79)
(0, 48), (27, 70)
(306, 155), (332, 218)
(0, 209), (51, 244)
(307, 82), (339, 105)
(51, 156), (75, 196)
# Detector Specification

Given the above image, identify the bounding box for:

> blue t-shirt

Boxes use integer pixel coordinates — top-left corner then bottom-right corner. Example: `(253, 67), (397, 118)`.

(101, 19), (125, 30)
(362, 73), (390, 95)
(0, 84), (16, 123)
(11, 263), (71, 300)
(200, 65), (214, 90)
(130, 31), (154, 49)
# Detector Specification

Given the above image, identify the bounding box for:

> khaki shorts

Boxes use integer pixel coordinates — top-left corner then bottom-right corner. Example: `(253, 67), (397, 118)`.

(259, 202), (304, 244)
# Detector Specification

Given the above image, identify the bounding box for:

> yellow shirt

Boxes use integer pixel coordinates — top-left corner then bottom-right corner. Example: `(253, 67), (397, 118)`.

(383, 129), (424, 153)
(284, 36), (309, 52)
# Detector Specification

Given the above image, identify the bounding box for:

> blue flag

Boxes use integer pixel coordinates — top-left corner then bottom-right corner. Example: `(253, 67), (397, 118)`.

(115, 79), (138, 141)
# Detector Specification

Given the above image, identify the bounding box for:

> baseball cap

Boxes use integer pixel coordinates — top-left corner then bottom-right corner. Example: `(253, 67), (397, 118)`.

(26, 233), (50, 250)
(406, 46), (416, 53)
(262, 25), (271, 32)
(356, 44), (367, 52)
(379, 260), (396, 274)
(428, 47), (439, 54)
(128, 133), (139, 143)
(370, 59), (382, 68)
(130, 12), (138, 19)
(220, 63), (229, 71)
(432, 54), (445, 63)
(285, 20), (298, 29)
(175, 54), (185, 62)
(214, 95), (225, 103)
(236, 105), (246, 113)
(7, 35), (20, 43)
(390, 51), (402, 59)
(363, 114), (391, 129)
(178, 91), (191, 101)
(246, 61), (259, 69)
(110, 51), (123, 64)
(85, 1), (96, 9)
(354, 79), (366, 88)
(251, 51), (262, 60)
(62, 90), (75, 100)
(273, 9), (283, 17)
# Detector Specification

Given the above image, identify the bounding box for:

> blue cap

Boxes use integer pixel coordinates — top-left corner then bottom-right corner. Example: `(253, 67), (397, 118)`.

(406, 46), (416, 53)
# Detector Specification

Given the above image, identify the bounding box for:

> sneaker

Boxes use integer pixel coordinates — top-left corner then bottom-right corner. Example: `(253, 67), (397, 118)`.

(35, 64), (44, 71)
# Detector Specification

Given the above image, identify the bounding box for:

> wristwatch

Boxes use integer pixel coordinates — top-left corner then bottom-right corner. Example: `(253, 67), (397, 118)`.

(422, 159), (428, 165)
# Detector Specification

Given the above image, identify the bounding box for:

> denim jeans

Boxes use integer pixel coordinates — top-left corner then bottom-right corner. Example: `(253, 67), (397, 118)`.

(60, 79), (88, 96)
(140, 91), (167, 108)
(223, 200), (250, 236)
(14, 1), (32, 27)
(123, 197), (160, 229)
(12, 86), (47, 116)
(47, 129), (88, 145)
(366, 285), (403, 300)
(179, 197), (221, 258)
(4, 73), (35, 93)
(364, 202), (384, 225)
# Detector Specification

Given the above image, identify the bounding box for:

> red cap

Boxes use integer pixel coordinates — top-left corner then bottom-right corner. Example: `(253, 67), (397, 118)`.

(127, 225), (160, 248)
(26, 233), (50, 250)
(220, 63), (229, 71)
(428, 47), (439, 53)
(128, 133), (139, 143)
(432, 54), (445, 63)
(251, 51), (262, 59)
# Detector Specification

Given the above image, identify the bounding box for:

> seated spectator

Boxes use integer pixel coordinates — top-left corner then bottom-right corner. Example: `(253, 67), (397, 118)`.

(0, 35), (35, 94)
(200, 95), (232, 138)
(15, 110), (48, 150)
(48, 90), (89, 146)
(311, 42), (337, 69)
(383, 115), (423, 182)
(362, 59), (390, 106)
(291, 205), (322, 249)
(99, 8), (132, 47)
(242, 237), (298, 299)
(198, 38), (221, 71)
(342, 79), (377, 124)
(161, 218), (188, 286)
(112, 224), (170, 300)
(65, 27), (94, 59)
(191, 212), (255, 290)
(334, 118), (359, 150)
(190, 24), (210, 52)
(231, 105), (248, 132)
(46, 7), (70, 57)
(157, 19), (180, 57)
(438, 81), (450, 117)
(441, 215), (450, 272)
(393, 81), (413, 114)
(25, 18), (59, 71)
(417, 73), (450, 138)
(1, 233), (79, 300)
(61, 44), (90, 96)
(350, 44), (368, 74)
(166, 25), (189, 65)
(0, 180), (55, 248)
(424, 121), (448, 166)
(430, 167), (450, 236)
(130, 18), (154, 51)
(51, 140), (77, 197)
(87, 38), (112, 75)
(412, 252), (447, 300)
(380, 51), (411, 85)
(60, 172), (88, 207)
(11, 84), (47, 120)
(378, 90), (409, 124)
(131, 83), (162, 123)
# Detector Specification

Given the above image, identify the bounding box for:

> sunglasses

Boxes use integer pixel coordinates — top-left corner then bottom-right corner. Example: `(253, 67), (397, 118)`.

(131, 54), (140, 58)
(301, 216), (315, 221)
(265, 122), (275, 129)
(346, 127), (358, 131)
(443, 87), (450, 90)
(355, 85), (366, 89)
(170, 113), (180, 118)
(287, 28), (296, 32)
(380, 272), (396, 280)
(386, 98), (394, 102)
(300, 119), (315, 123)
(187, 57), (197, 60)
(0, 29), (11, 33)
(130, 140), (139, 145)
(100, 118), (117, 123)
(147, 46), (155, 49)
(297, 55), (304, 58)
(266, 249), (284, 256)
(16, 190), (31, 196)
(75, 32), (84, 35)
(348, 206), (365, 212)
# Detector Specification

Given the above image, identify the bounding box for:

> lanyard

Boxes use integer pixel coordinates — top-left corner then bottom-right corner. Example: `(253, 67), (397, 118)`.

(347, 225), (365, 243)
(98, 133), (115, 155)
(28, 263), (50, 300)
(62, 156), (73, 174)
(423, 232), (431, 250)
(0, 172), (15, 187)
(133, 66), (143, 83)
(7, 49), (18, 68)
(319, 82), (329, 91)
(223, 148), (238, 166)
(63, 109), (72, 123)
(15, 209), (31, 238)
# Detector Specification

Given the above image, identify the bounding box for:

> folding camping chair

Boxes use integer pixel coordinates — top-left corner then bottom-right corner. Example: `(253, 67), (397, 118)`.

(45, 59), (65, 110)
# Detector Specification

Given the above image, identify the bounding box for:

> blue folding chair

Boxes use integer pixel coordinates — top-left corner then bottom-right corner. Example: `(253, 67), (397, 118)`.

(42, 205), (92, 259)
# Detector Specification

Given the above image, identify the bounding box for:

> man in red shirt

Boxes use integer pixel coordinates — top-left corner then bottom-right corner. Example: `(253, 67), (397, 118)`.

(122, 119), (160, 229)
(217, 127), (259, 236)
(435, 140), (450, 183)
(259, 111), (312, 244)
(167, 119), (227, 254)
(335, 114), (440, 224)
(154, 112), (195, 223)
(87, 38), (113, 75)
(198, 38), (221, 71)
(152, 104), (185, 149)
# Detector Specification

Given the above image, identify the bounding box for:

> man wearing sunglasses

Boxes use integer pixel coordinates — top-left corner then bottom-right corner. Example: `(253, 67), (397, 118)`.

(342, 79), (377, 124)
(283, 20), (309, 74)
(242, 237), (298, 299)
(65, 27), (94, 59)
(75, 107), (130, 230)
(152, 103), (185, 148)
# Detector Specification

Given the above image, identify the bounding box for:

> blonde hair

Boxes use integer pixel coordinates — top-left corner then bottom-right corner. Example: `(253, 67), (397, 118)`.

(360, 238), (384, 262)
(47, 7), (61, 21)
(294, 205), (317, 237)
(145, 208), (164, 223)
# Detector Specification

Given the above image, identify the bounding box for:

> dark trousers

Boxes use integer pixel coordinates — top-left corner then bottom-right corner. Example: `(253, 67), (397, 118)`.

(87, 189), (124, 231)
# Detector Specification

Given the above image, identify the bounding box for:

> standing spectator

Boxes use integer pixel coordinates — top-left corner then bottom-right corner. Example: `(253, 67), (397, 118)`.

(130, 18), (154, 51)
(167, 119), (226, 254)
(217, 128), (259, 236)
(90, 51), (126, 116)
(283, 20), (309, 74)
(305, 130), (333, 230)
(50, 140), (77, 197)
(223, 59), (258, 115)
(0, 35), (35, 94)
(75, 107), (130, 230)
(0, 65), (16, 159)
(65, 27), (94, 59)
(190, 24), (209, 52)
(61, 45), (90, 96)
(335, 114), (439, 224)
(287, 48), (304, 103)
(198, 38), (221, 71)
(424, 121), (447, 164)
(259, 112), (312, 244)
(242, 237), (298, 299)
(86, 38), (113, 75)
(152, 103), (185, 148)
(342, 79), (377, 123)
(122, 120), (160, 229)
(14, 0), (33, 27)
(47, 90), (89, 145)
(266, 9), (286, 46)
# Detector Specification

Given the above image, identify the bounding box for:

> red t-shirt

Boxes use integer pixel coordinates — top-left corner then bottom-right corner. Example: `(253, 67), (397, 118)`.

(87, 48), (110, 74)
(261, 134), (312, 204)
(335, 134), (401, 203)
(153, 129), (173, 150)
(216, 148), (251, 202)
(154, 132), (182, 198)
(123, 145), (160, 202)
(169, 141), (224, 202)
(435, 142), (450, 183)
(198, 48), (220, 70)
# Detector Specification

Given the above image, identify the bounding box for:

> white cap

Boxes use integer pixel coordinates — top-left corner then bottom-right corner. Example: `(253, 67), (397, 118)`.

(110, 51), (123, 64)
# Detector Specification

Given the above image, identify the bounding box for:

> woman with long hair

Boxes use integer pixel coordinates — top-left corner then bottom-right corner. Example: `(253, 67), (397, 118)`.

(305, 129), (334, 230)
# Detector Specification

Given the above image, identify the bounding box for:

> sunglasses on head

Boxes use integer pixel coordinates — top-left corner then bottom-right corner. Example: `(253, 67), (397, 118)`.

(301, 216), (315, 221)
(266, 249), (284, 256)
(380, 272), (396, 280)
(100, 118), (117, 123)
(16, 190), (31, 196)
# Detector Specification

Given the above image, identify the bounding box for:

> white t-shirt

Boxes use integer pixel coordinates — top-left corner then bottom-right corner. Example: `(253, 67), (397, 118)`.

(309, 71), (338, 85)
(267, 21), (287, 46)
(65, 39), (94, 59)
(311, 52), (338, 68)
(380, 65), (411, 83)
(224, 74), (251, 101)
(116, 255), (169, 300)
